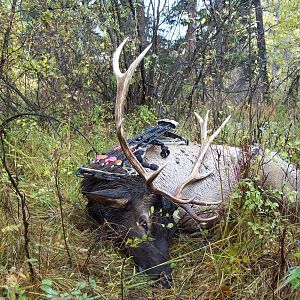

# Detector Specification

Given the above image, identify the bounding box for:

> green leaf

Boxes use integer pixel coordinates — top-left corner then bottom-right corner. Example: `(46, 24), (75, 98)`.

(26, 258), (38, 263)
(150, 206), (155, 215)
(41, 285), (58, 295)
(173, 209), (180, 220)
(167, 223), (174, 229)
(41, 279), (53, 286)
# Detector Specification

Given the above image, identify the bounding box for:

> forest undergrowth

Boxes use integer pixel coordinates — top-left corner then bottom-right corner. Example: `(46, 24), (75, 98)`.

(0, 104), (300, 300)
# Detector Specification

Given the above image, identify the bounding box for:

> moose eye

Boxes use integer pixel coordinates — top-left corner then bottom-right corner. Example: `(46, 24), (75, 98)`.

(139, 216), (148, 231)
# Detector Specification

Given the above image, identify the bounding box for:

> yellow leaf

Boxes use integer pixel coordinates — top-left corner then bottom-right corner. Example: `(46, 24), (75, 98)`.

(6, 274), (18, 286)
(220, 284), (233, 297)
(1, 224), (21, 233)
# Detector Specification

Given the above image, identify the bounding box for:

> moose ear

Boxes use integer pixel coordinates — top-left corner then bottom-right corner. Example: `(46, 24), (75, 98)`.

(82, 190), (128, 208)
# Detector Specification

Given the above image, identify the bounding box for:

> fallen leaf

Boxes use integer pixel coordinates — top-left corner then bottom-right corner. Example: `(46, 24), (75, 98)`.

(220, 284), (233, 297)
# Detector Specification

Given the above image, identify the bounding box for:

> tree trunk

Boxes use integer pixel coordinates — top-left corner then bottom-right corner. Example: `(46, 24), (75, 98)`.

(254, 0), (269, 102)
(185, 0), (197, 63)
(128, 0), (148, 106)
(211, 0), (225, 125)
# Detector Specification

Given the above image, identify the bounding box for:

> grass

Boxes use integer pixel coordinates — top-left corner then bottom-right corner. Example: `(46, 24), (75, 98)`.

(0, 105), (300, 299)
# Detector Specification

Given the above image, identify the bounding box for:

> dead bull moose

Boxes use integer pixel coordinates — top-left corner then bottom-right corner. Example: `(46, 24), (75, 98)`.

(80, 39), (300, 287)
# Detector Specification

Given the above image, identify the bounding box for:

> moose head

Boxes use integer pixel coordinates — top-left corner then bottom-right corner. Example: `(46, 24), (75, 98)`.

(83, 174), (177, 287)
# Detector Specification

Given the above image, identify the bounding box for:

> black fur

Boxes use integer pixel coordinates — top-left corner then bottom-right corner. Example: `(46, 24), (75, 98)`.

(81, 170), (177, 287)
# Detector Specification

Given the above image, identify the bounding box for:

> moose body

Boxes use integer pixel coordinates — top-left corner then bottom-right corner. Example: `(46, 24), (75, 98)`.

(81, 39), (299, 287)
(143, 144), (299, 230)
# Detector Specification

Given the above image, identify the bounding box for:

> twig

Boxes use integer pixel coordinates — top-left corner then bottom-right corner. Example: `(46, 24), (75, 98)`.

(0, 130), (36, 279)
(82, 235), (103, 272)
(38, 222), (44, 273)
(0, 0), (18, 77)
(121, 257), (126, 300)
(54, 155), (73, 265)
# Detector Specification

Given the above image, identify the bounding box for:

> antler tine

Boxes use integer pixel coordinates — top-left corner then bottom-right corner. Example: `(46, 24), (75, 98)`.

(114, 38), (152, 126)
(209, 114), (231, 142)
(194, 111), (209, 141)
(175, 112), (231, 199)
(113, 37), (152, 78)
(113, 38), (128, 78)
(181, 204), (218, 222)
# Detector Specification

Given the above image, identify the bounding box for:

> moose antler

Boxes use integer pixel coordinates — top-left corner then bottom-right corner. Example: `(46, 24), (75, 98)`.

(113, 38), (230, 222)
(175, 111), (231, 200)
